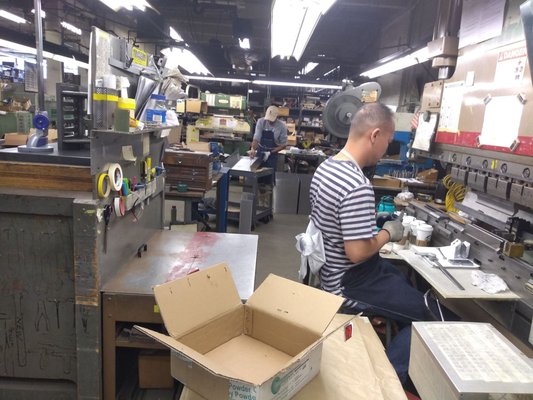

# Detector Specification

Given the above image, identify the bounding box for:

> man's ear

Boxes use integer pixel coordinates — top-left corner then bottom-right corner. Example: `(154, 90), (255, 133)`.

(370, 128), (380, 143)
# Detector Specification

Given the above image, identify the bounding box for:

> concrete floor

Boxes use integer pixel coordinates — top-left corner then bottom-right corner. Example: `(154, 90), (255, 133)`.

(230, 213), (309, 288)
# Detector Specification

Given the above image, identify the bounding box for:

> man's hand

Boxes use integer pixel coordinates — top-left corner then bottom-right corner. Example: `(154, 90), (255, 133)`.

(249, 148), (256, 159)
(382, 219), (404, 242)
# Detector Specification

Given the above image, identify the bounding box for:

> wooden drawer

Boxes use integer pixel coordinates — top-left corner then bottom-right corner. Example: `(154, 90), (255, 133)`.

(164, 151), (212, 168)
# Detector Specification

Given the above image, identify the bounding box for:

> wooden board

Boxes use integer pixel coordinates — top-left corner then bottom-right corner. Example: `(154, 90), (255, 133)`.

(0, 161), (92, 191)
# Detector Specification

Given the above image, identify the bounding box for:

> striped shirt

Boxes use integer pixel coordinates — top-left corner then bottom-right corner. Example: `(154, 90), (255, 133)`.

(310, 157), (377, 307)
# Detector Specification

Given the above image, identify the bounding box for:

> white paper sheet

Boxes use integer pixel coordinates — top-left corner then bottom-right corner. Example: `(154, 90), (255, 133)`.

(479, 96), (523, 148)
(412, 113), (439, 151)
(438, 81), (465, 133)
(459, 0), (505, 49)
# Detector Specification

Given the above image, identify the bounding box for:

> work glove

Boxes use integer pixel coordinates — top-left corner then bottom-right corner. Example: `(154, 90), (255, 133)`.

(382, 218), (404, 242)
(262, 151), (270, 162)
(376, 212), (393, 229)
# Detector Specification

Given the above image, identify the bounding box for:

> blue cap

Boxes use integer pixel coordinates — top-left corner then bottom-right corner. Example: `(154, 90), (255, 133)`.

(150, 94), (166, 100)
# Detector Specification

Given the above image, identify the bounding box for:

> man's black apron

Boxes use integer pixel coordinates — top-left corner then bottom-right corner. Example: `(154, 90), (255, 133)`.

(257, 127), (278, 183)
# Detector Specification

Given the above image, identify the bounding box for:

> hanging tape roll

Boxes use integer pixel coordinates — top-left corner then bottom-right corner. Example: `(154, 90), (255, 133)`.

(108, 163), (124, 191)
(97, 173), (111, 199)
(141, 161), (148, 177)
(114, 197), (126, 217)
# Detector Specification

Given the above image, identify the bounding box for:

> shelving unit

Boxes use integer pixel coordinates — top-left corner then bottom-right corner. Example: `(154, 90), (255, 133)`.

(56, 83), (88, 150)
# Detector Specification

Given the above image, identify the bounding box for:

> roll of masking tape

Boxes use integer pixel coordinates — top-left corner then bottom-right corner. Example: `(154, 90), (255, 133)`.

(114, 196), (126, 217)
(97, 173), (111, 199)
(108, 163), (123, 191)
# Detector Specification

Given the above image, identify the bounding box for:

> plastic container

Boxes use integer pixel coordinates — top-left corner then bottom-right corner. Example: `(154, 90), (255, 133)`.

(145, 94), (167, 126)
(377, 196), (396, 213)
(118, 98), (136, 118)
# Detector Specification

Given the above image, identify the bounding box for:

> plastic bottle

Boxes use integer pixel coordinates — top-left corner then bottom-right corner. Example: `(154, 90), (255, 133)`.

(145, 94), (167, 126)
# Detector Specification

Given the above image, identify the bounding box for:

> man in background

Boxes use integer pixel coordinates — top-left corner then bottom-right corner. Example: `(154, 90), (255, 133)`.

(249, 105), (288, 182)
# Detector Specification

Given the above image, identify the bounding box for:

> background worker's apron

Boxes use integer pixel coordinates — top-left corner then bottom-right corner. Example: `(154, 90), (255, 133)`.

(258, 128), (278, 183)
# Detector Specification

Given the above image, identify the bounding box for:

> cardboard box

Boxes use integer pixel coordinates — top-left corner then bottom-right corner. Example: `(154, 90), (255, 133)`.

(278, 107), (290, 117)
(168, 125), (183, 144)
(3, 129), (57, 147)
(176, 100), (208, 114)
(372, 176), (403, 188)
(410, 322), (533, 400)
(136, 264), (345, 400)
(179, 315), (406, 400)
(138, 351), (174, 389)
(287, 135), (297, 146)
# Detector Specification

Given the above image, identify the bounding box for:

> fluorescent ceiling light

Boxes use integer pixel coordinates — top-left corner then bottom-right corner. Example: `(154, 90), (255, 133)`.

(360, 47), (429, 79)
(61, 21), (82, 35)
(271, 0), (337, 61)
(0, 10), (27, 24)
(253, 79), (341, 89)
(300, 62), (318, 75)
(323, 65), (338, 76)
(239, 38), (250, 50)
(31, 8), (46, 18)
(169, 26), (184, 42)
(161, 47), (211, 75)
(0, 39), (89, 69)
(184, 75), (250, 83)
(99, 0), (152, 12)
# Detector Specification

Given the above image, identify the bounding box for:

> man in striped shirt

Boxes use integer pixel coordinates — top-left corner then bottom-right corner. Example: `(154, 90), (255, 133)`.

(310, 103), (438, 383)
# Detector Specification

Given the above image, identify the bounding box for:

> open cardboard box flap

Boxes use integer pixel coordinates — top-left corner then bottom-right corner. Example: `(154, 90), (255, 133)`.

(153, 263), (242, 338)
(246, 273), (344, 337)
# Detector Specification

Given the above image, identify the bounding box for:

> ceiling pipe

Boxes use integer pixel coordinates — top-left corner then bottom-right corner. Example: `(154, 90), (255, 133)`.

(428, 0), (462, 80)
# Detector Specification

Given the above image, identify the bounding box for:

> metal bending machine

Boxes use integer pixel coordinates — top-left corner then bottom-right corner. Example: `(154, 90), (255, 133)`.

(410, 0), (533, 351)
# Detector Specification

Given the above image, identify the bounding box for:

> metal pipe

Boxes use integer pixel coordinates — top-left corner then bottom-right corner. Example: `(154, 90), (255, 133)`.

(34, 0), (45, 112)
(432, 0), (463, 40)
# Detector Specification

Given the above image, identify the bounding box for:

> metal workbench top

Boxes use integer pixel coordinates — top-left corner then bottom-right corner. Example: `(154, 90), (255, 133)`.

(102, 230), (258, 300)
(0, 143), (90, 165)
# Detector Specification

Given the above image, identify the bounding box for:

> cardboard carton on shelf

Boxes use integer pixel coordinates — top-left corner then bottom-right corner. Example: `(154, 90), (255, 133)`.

(176, 99), (208, 114)
(278, 107), (290, 116)
(287, 134), (297, 146)
(3, 128), (58, 147)
(135, 263), (348, 400)
(138, 351), (174, 389)
(372, 176), (403, 189)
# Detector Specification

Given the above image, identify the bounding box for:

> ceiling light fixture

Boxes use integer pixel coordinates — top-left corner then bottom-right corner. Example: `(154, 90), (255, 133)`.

(31, 8), (46, 18)
(0, 9), (27, 24)
(61, 21), (82, 35)
(184, 75), (250, 83)
(0, 39), (89, 69)
(300, 62), (318, 75)
(98, 0), (152, 12)
(169, 27), (184, 42)
(239, 38), (250, 50)
(161, 47), (211, 75)
(323, 65), (339, 76)
(271, 0), (337, 61)
(253, 79), (341, 90)
(360, 47), (429, 79)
